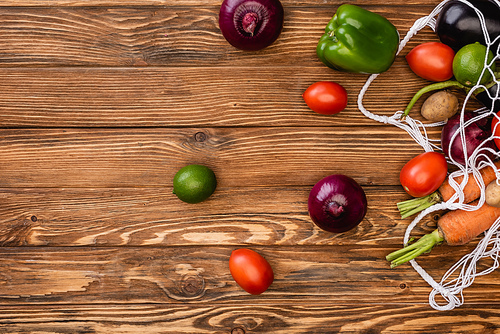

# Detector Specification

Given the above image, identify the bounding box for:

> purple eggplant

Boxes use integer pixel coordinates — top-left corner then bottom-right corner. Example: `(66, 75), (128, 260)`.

(475, 81), (500, 111)
(436, 0), (500, 52)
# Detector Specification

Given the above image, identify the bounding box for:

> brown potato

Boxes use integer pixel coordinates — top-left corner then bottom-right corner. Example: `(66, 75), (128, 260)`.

(420, 90), (459, 122)
(486, 180), (500, 208)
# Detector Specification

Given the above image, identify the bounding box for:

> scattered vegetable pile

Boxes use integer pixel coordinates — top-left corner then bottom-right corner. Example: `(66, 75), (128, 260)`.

(311, 0), (500, 309)
(387, 0), (500, 271)
(402, 41), (497, 119)
(398, 160), (500, 218)
(387, 200), (500, 268)
(214, 0), (500, 306)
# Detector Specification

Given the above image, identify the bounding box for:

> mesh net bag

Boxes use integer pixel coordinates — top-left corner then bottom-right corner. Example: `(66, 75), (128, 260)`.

(357, 0), (500, 310)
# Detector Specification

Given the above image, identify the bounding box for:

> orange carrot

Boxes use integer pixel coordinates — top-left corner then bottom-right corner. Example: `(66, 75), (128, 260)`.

(438, 160), (500, 204)
(387, 200), (500, 267)
(398, 160), (500, 219)
(438, 200), (500, 246)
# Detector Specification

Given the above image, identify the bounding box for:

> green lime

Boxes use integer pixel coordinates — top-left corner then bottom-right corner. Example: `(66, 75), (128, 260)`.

(452, 42), (496, 87)
(173, 164), (217, 204)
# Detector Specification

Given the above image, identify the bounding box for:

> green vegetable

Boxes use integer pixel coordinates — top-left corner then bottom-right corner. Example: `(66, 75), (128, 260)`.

(316, 4), (400, 74)
(452, 42), (496, 87)
(173, 164), (217, 204)
(401, 80), (467, 120)
(386, 229), (444, 268)
(397, 191), (442, 219)
(401, 42), (497, 120)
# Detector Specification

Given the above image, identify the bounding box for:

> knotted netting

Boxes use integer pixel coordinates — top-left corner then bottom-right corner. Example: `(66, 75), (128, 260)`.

(357, 0), (500, 310)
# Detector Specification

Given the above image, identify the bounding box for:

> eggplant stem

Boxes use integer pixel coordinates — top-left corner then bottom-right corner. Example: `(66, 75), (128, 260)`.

(401, 80), (466, 121)
(386, 229), (444, 268)
(397, 191), (442, 219)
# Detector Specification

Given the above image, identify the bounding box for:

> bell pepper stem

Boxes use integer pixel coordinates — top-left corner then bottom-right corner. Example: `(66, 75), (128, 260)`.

(401, 80), (467, 121)
(386, 229), (444, 268)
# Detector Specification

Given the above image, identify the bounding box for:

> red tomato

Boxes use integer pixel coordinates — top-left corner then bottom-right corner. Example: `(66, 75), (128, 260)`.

(229, 248), (274, 295)
(406, 42), (455, 82)
(400, 152), (448, 197)
(302, 81), (348, 115)
(492, 111), (500, 150)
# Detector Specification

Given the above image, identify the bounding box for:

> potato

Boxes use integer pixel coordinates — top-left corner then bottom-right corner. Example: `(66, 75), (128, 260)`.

(420, 90), (459, 122)
(486, 180), (500, 208)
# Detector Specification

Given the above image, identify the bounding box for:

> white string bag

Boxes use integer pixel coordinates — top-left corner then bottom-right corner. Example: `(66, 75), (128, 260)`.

(357, 0), (500, 310)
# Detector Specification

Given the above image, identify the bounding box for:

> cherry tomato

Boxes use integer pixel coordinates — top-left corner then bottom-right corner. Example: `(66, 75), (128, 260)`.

(406, 42), (455, 82)
(302, 81), (348, 115)
(492, 111), (500, 150)
(229, 248), (274, 295)
(400, 152), (448, 197)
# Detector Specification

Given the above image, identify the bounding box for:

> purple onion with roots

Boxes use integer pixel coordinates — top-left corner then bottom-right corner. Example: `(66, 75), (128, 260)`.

(308, 174), (368, 233)
(219, 0), (284, 51)
(441, 111), (497, 166)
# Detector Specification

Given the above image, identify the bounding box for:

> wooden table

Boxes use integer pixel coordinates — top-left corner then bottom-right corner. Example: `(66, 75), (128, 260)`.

(1, 0), (499, 333)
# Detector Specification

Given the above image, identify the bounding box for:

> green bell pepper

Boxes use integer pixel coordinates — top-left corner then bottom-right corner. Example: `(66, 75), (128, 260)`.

(317, 4), (400, 74)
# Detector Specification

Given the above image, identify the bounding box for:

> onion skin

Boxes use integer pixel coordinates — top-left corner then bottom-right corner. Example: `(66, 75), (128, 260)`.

(441, 111), (497, 166)
(219, 0), (284, 51)
(308, 174), (368, 233)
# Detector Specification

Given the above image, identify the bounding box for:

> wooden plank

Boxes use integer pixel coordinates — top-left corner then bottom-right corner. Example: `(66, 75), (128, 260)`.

(0, 65), (481, 127)
(0, 127), (438, 188)
(0, 6), (439, 67)
(0, 0), (445, 7)
(0, 65), (482, 128)
(0, 186), (437, 247)
(1, 0), (497, 332)
(0, 245), (497, 305)
(0, 303), (499, 333)
(0, 66), (442, 127)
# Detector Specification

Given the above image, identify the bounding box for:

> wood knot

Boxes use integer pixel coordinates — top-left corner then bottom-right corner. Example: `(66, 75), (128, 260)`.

(231, 327), (245, 334)
(180, 274), (204, 297)
(194, 132), (207, 142)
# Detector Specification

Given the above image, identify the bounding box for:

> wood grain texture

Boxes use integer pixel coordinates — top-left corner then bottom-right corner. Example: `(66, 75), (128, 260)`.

(0, 66), (481, 128)
(1, 304), (499, 334)
(0, 0), (454, 6)
(0, 186), (437, 247)
(0, 6), (437, 67)
(1, 0), (498, 332)
(0, 127), (438, 188)
(0, 246), (496, 305)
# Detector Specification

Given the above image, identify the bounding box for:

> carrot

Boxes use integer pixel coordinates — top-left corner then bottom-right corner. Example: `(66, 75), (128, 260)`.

(387, 200), (500, 268)
(438, 200), (500, 246)
(439, 161), (500, 205)
(397, 160), (500, 219)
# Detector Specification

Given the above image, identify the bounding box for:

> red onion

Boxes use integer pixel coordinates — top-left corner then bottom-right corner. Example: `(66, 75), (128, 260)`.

(441, 111), (497, 166)
(219, 0), (284, 51)
(308, 174), (368, 233)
